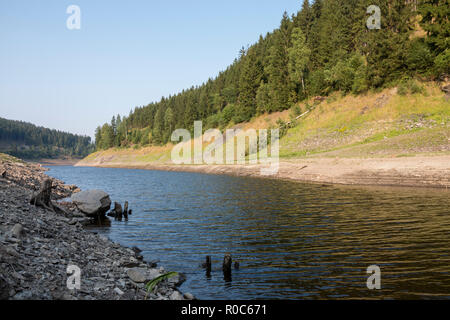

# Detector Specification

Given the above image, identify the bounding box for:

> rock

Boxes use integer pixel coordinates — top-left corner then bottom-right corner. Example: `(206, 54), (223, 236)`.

(168, 272), (186, 287)
(114, 287), (124, 295)
(183, 292), (195, 300)
(122, 261), (141, 268)
(71, 190), (111, 217)
(12, 291), (33, 300)
(0, 275), (11, 300)
(131, 246), (142, 254)
(126, 268), (147, 283)
(313, 96), (326, 103)
(11, 224), (25, 238)
(5, 246), (20, 258)
(169, 290), (184, 300)
(148, 260), (159, 268)
(147, 268), (163, 281)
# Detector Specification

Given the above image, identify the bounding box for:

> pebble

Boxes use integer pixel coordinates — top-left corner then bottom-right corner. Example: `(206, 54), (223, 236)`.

(114, 287), (124, 295)
(126, 268), (148, 283)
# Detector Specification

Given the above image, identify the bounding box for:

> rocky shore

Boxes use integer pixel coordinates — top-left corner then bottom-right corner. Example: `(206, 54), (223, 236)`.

(0, 155), (190, 300)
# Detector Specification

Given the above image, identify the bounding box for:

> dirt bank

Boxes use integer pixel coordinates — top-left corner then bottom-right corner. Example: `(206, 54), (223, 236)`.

(76, 155), (450, 189)
(34, 158), (81, 166)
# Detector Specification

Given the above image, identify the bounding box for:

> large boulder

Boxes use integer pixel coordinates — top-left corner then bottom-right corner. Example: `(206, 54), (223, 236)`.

(71, 190), (111, 217)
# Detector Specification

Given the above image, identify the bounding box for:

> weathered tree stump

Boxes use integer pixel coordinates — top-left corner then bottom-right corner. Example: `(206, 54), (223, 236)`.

(205, 255), (212, 274)
(113, 202), (123, 221)
(223, 254), (232, 280)
(123, 201), (129, 221)
(30, 179), (54, 212)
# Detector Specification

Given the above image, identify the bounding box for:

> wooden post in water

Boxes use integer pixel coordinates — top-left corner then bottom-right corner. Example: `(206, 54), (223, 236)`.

(123, 201), (129, 221)
(223, 254), (232, 280)
(114, 202), (123, 221)
(205, 255), (212, 274)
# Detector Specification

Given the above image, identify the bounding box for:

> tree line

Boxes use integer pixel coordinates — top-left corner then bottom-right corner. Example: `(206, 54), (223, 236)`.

(95, 0), (449, 150)
(0, 117), (94, 159)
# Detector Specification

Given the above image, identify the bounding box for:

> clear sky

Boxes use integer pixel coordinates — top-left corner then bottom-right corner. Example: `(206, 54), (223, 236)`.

(0, 0), (302, 139)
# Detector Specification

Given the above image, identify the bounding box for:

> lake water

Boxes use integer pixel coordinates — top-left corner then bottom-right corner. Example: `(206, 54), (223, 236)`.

(45, 166), (450, 300)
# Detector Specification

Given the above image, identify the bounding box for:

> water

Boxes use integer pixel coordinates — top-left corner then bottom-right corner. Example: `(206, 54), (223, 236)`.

(45, 166), (450, 300)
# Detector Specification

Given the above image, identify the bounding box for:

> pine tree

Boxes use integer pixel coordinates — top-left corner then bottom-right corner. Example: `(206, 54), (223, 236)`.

(238, 47), (263, 122)
(419, 0), (450, 75)
(294, 0), (312, 39)
(360, 0), (415, 86)
(94, 126), (102, 150)
(266, 12), (293, 111)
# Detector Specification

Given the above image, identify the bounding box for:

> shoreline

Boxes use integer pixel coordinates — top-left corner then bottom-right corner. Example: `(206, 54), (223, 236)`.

(31, 158), (81, 166)
(75, 155), (450, 189)
(0, 156), (191, 300)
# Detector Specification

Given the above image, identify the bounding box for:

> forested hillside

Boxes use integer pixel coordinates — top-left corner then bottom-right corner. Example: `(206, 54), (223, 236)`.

(94, 0), (449, 150)
(0, 117), (94, 159)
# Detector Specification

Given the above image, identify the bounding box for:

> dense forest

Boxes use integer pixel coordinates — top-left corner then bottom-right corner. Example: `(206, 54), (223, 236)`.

(0, 117), (94, 159)
(95, 0), (449, 150)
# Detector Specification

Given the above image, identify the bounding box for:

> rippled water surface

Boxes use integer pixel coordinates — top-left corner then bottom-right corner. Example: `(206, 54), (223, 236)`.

(46, 166), (450, 299)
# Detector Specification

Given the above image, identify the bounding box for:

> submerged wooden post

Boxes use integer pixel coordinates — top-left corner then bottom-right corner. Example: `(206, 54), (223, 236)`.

(123, 201), (129, 221)
(114, 202), (123, 221)
(205, 255), (212, 274)
(223, 254), (232, 280)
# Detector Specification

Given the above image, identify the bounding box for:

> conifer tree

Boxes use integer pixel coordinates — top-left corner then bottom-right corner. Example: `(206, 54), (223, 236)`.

(266, 12), (293, 111)
(419, 0), (450, 75)
(238, 47), (263, 121)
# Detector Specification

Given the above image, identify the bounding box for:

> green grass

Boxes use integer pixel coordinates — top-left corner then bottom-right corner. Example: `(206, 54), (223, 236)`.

(82, 83), (449, 164)
(279, 83), (449, 159)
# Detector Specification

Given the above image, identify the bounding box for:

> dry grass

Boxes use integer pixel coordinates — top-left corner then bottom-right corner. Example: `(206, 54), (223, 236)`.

(80, 83), (450, 165)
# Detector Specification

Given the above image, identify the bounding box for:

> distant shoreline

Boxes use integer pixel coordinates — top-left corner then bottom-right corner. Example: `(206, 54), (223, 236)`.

(32, 158), (80, 166)
(75, 155), (450, 189)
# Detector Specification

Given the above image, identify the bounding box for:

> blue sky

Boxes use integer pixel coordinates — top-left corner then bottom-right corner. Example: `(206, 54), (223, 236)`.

(0, 0), (302, 139)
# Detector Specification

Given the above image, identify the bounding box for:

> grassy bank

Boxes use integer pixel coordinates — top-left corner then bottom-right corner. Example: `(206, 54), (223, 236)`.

(79, 83), (450, 167)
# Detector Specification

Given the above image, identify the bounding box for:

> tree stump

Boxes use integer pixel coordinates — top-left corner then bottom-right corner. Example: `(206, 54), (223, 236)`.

(205, 255), (212, 274)
(113, 202), (123, 221)
(123, 201), (129, 220)
(30, 179), (54, 212)
(223, 254), (232, 280)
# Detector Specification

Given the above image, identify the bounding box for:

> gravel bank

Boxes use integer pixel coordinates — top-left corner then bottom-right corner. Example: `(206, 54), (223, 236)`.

(0, 156), (190, 300)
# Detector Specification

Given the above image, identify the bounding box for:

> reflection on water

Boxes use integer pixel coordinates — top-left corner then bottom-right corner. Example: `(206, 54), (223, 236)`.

(46, 166), (450, 300)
